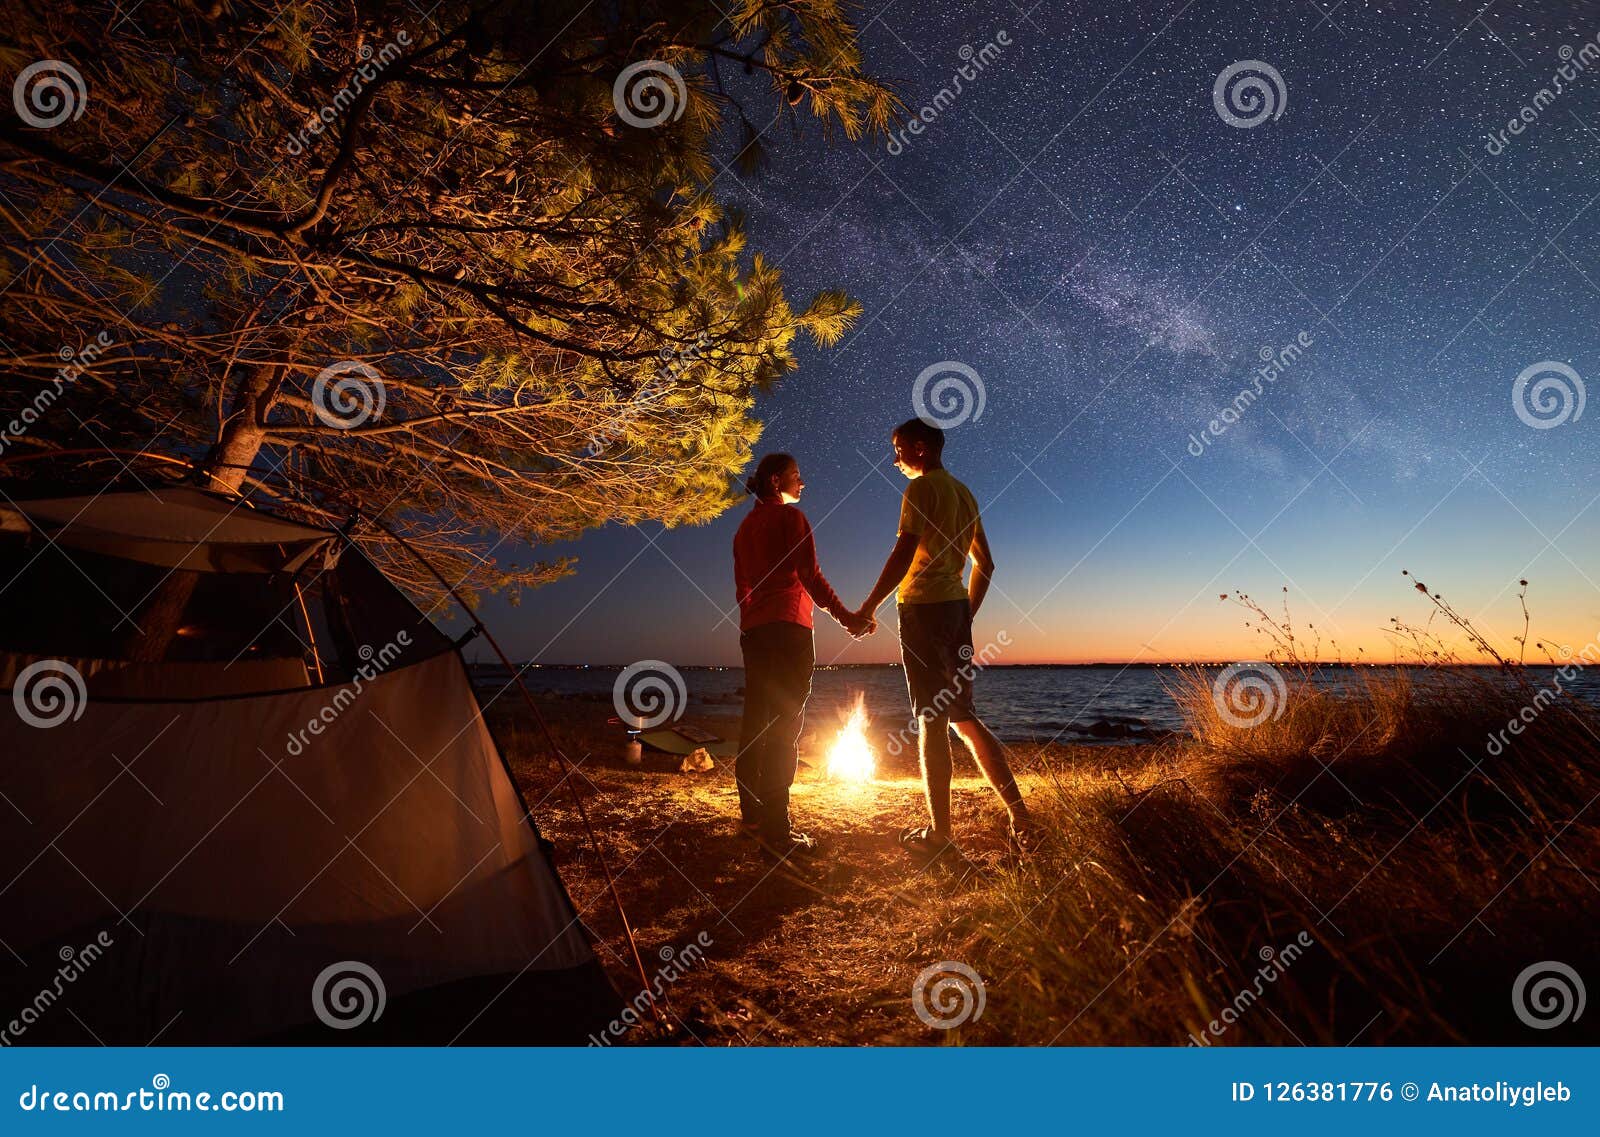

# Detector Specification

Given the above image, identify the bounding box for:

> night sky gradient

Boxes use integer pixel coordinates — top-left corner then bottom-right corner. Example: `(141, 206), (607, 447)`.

(481, 0), (1600, 666)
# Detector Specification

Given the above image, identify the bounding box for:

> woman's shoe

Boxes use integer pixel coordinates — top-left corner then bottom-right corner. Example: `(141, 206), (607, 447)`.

(757, 831), (821, 863)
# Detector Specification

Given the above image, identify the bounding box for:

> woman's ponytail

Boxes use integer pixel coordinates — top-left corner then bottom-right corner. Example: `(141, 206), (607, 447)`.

(746, 452), (795, 500)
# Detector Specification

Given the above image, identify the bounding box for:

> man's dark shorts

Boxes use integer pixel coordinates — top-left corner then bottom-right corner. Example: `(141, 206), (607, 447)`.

(898, 598), (977, 724)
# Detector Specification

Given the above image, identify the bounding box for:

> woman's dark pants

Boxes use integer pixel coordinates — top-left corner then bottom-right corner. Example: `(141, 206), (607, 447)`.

(737, 621), (815, 841)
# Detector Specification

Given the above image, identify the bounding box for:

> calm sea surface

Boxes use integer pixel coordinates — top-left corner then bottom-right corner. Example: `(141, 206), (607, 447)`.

(473, 663), (1600, 745)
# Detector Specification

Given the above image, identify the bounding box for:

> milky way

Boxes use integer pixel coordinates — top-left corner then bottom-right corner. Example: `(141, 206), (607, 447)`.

(491, 0), (1600, 666)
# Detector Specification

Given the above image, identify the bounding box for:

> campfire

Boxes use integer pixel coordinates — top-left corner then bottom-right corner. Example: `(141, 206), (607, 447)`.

(825, 692), (876, 782)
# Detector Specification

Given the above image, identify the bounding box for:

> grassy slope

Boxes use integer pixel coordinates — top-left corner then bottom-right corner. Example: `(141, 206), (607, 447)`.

(492, 667), (1600, 1046)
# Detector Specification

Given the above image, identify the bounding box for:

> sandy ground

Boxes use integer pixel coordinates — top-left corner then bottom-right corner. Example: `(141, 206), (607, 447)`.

(485, 695), (1143, 1045)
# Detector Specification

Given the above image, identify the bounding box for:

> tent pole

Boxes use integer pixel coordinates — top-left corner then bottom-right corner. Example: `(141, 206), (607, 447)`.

(293, 581), (326, 685)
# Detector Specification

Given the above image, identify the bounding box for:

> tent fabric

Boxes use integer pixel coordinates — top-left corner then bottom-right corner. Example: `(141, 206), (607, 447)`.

(0, 486), (338, 574)
(0, 484), (621, 1043)
(0, 650), (601, 1042)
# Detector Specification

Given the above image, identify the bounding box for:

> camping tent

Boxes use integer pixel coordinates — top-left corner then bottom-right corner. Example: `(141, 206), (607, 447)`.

(0, 484), (620, 1044)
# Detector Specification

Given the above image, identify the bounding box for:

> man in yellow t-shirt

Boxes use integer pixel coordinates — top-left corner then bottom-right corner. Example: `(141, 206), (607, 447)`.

(854, 417), (1030, 857)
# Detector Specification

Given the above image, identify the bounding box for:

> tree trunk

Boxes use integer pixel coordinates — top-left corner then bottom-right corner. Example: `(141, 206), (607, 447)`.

(208, 363), (282, 492)
(123, 364), (281, 661)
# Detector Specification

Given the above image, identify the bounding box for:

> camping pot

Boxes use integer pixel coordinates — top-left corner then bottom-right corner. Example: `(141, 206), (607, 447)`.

(625, 737), (642, 765)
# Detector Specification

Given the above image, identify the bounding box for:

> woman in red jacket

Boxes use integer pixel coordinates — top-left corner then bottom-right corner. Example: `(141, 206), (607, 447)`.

(733, 453), (872, 862)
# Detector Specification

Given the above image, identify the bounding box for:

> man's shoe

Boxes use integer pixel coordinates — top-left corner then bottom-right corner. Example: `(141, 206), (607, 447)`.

(898, 825), (956, 859)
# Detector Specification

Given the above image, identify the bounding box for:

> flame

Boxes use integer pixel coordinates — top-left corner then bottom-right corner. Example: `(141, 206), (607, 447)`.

(825, 692), (876, 782)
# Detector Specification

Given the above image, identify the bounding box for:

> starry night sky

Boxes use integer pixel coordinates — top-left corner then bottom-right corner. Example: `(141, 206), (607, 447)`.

(482, 0), (1600, 666)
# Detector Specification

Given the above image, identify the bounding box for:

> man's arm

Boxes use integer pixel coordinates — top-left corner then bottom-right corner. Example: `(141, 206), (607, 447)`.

(860, 531), (920, 618)
(967, 523), (994, 617)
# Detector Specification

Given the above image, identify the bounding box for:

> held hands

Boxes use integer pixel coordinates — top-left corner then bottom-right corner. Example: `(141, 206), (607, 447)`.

(841, 605), (878, 639)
